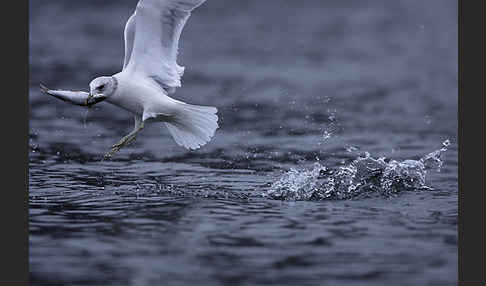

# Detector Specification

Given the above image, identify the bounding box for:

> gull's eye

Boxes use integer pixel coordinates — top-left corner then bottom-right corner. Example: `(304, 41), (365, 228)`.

(98, 84), (106, 90)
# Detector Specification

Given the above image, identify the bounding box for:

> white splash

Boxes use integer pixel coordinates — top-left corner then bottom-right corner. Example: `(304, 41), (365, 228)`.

(263, 140), (451, 201)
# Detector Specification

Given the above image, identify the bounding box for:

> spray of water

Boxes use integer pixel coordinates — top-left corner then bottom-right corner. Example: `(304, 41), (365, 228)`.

(263, 140), (451, 201)
(318, 109), (340, 145)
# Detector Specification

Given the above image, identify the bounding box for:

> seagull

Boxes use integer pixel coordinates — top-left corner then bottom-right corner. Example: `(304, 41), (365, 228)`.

(40, 0), (218, 160)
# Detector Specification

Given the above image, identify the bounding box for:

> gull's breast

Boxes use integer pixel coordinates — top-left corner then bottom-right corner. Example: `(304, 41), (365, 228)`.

(107, 74), (160, 116)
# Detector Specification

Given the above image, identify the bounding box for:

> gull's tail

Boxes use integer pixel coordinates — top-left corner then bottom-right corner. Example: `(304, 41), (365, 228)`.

(165, 102), (218, 150)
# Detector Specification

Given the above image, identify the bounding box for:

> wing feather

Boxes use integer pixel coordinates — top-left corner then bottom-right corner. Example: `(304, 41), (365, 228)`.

(124, 0), (206, 91)
(123, 12), (137, 70)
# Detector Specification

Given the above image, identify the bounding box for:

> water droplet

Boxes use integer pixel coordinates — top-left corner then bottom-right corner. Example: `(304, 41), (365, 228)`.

(345, 146), (358, 153)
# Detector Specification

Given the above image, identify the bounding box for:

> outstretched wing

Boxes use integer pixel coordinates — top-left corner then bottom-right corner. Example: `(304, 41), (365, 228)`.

(124, 0), (207, 91)
(123, 11), (137, 70)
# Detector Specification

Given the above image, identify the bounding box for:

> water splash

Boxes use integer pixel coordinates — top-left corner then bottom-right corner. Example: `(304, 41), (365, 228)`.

(262, 163), (326, 201)
(318, 109), (340, 145)
(263, 140), (451, 201)
(345, 145), (359, 153)
(420, 139), (450, 172)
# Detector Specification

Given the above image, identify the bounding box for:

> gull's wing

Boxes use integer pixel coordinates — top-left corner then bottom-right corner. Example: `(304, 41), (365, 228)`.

(124, 0), (207, 91)
(123, 11), (137, 70)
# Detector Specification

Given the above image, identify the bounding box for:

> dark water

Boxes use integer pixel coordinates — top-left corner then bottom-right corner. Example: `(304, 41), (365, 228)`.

(29, 0), (458, 285)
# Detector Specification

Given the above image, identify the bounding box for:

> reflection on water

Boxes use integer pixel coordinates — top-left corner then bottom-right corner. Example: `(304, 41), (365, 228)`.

(30, 0), (457, 285)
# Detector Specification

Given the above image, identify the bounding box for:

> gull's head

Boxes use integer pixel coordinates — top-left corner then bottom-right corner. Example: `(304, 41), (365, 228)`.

(89, 76), (117, 102)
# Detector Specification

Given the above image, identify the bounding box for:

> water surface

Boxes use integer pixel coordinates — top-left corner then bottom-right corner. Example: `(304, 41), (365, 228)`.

(29, 1), (458, 285)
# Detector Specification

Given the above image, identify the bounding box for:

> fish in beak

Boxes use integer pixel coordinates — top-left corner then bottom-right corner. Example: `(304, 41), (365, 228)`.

(85, 92), (108, 106)
(40, 83), (108, 107)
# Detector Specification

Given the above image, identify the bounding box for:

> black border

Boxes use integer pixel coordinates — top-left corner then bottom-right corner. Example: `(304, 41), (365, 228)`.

(7, 0), (28, 285)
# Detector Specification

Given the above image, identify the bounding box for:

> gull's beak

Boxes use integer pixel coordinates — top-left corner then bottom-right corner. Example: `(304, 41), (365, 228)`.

(86, 93), (107, 106)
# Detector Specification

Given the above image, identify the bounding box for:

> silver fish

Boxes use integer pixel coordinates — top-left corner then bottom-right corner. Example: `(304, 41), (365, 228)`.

(39, 84), (107, 107)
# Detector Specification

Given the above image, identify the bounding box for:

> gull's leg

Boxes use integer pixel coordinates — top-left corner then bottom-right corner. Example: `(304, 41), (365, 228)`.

(103, 116), (144, 160)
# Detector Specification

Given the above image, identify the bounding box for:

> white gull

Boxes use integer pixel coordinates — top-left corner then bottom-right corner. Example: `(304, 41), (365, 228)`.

(40, 0), (218, 159)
